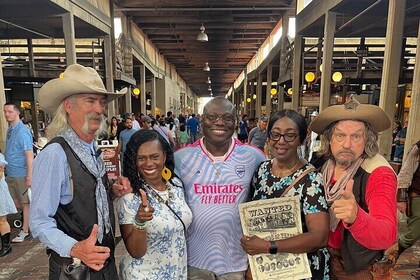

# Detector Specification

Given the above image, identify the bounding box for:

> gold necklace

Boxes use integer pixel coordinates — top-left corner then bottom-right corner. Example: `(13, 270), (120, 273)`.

(273, 159), (300, 177)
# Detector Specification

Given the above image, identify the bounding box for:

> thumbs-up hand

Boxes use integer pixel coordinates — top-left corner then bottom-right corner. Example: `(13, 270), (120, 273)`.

(331, 179), (359, 225)
(70, 224), (111, 271)
(135, 189), (154, 223)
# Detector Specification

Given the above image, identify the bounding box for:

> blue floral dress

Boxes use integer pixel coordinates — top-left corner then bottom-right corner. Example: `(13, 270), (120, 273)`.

(0, 154), (17, 216)
(117, 177), (193, 280)
(248, 160), (330, 280)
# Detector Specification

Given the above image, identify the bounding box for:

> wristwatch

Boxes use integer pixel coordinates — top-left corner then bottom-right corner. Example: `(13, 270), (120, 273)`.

(269, 241), (278, 254)
(397, 188), (408, 202)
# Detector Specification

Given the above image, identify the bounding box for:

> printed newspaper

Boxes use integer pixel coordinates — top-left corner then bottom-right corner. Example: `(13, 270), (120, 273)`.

(239, 196), (312, 280)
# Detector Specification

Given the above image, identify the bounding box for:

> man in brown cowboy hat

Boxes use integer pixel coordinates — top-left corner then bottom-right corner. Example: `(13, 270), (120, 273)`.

(310, 95), (397, 279)
(30, 64), (125, 279)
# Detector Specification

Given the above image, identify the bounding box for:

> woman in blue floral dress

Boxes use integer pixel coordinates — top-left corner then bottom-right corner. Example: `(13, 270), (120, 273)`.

(0, 153), (17, 257)
(241, 110), (330, 279)
(117, 130), (192, 279)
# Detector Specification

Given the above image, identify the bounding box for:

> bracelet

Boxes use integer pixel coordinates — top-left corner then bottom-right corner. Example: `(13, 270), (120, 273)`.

(269, 241), (278, 254)
(133, 217), (147, 231)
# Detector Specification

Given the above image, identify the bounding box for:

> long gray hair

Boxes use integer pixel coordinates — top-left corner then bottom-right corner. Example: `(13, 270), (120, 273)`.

(317, 121), (379, 159)
(46, 96), (107, 140)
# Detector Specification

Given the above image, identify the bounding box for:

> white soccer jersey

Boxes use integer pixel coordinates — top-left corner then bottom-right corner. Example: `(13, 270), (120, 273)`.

(174, 138), (266, 275)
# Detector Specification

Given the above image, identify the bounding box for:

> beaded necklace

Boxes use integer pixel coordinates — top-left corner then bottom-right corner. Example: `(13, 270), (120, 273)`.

(143, 180), (173, 205)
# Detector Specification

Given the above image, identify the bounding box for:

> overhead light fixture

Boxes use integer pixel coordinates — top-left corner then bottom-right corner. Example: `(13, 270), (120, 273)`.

(197, 23), (208, 42)
(206, 77), (211, 84)
(332, 72), (343, 83)
(305, 72), (315, 83)
(132, 88), (140, 96)
(208, 86), (212, 91)
(270, 88), (277, 95)
(203, 62), (210, 72)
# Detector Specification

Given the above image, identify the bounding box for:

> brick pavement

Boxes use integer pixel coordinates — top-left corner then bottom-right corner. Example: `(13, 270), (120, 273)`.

(1, 216), (419, 279)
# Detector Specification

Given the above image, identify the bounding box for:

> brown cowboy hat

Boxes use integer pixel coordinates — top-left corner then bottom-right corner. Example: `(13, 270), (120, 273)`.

(310, 95), (391, 134)
(38, 64), (127, 115)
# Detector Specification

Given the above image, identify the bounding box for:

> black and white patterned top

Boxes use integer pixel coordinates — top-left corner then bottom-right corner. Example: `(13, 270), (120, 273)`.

(248, 160), (331, 280)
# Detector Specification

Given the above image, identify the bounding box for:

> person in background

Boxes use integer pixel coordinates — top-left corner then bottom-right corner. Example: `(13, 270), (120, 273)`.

(167, 111), (179, 128)
(153, 117), (176, 150)
(166, 116), (178, 148)
(306, 111), (325, 169)
(394, 118), (408, 162)
(3, 102), (33, 243)
(116, 114), (128, 141)
(140, 115), (153, 130)
(23, 119), (37, 154)
(131, 113), (141, 130)
(117, 117), (138, 156)
(30, 63), (124, 278)
(310, 96), (397, 279)
(390, 120), (402, 161)
(241, 110), (330, 279)
(175, 97), (266, 279)
(22, 119), (35, 138)
(108, 116), (118, 141)
(177, 124), (189, 149)
(248, 115), (268, 152)
(117, 129), (192, 279)
(186, 114), (200, 144)
(247, 118), (257, 135)
(0, 153), (18, 257)
(386, 139), (420, 279)
(238, 115), (248, 143)
(178, 113), (186, 126)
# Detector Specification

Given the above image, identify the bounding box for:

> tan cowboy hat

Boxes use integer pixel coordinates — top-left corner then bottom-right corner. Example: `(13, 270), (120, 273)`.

(310, 95), (391, 134)
(34, 137), (48, 150)
(38, 64), (127, 115)
(310, 111), (319, 117)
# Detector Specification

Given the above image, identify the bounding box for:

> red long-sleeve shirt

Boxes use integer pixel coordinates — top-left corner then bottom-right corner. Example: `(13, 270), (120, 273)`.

(328, 166), (397, 250)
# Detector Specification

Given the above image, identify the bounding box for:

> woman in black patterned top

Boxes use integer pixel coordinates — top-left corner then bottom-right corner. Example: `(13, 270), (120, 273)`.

(241, 110), (330, 279)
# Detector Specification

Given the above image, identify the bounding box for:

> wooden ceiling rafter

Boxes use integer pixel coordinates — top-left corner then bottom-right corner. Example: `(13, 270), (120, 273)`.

(118, 0), (293, 96)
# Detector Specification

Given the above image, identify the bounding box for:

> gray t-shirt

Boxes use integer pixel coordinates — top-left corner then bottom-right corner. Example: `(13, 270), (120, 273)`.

(249, 127), (267, 151)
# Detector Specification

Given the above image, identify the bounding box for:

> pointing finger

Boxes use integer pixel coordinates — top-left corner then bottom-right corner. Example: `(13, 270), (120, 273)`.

(140, 189), (149, 208)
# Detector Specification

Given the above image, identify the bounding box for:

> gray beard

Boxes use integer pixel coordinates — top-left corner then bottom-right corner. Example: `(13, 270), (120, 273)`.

(335, 158), (354, 169)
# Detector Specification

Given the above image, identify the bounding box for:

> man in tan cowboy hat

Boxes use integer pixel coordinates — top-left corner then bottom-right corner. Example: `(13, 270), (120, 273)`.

(30, 64), (125, 279)
(310, 95), (397, 279)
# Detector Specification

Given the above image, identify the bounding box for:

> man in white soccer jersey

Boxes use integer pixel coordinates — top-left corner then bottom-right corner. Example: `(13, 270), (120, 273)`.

(175, 97), (266, 279)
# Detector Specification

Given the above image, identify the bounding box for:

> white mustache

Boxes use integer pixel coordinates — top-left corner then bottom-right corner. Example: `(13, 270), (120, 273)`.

(87, 113), (102, 121)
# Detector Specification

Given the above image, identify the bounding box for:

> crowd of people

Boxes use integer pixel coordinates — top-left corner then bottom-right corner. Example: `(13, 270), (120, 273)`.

(109, 110), (201, 153)
(0, 63), (419, 280)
